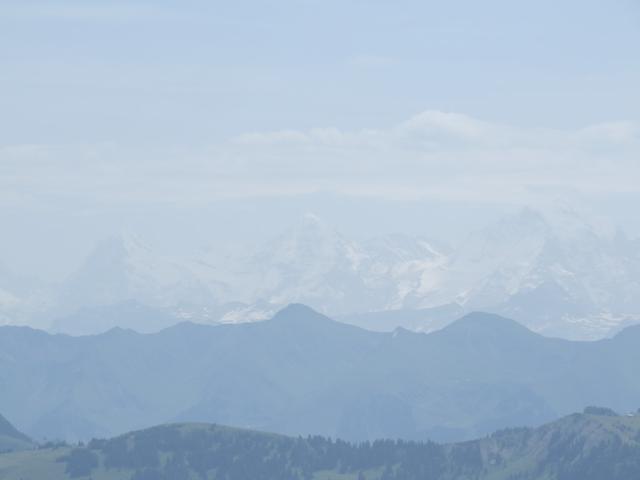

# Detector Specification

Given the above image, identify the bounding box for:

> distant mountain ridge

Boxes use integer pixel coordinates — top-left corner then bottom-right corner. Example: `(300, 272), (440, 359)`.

(1, 206), (640, 339)
(50, 300), (183, 335)
(2, 409), (640, 479)
(57, 234), (213, 312)
(2, 305), (640, 443)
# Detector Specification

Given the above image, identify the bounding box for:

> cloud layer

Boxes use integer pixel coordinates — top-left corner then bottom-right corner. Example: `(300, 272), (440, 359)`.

(1, 111), (639, 209)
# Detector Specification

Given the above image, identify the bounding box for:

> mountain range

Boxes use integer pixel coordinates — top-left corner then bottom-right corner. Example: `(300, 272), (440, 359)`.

(1, 207), (640, 339)
(2, 305), (640, 444)
(1, 408), (640, 479)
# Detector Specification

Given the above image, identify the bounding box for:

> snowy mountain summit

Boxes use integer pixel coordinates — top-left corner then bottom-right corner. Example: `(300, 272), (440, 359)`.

(439, 207), (640, 338)
(1, 208), (638, 339)
(58, 233), (212, 313)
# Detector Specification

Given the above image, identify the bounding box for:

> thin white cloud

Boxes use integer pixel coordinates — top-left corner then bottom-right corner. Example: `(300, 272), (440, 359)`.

(1, 111), (638, 208)
(574, 122), (640, 146)
(232, 110), (640, 153)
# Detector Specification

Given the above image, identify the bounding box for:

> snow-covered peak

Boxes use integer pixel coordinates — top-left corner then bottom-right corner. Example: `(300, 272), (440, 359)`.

(57, 233), (210, 313)
(450, 205), (609, 273)
(298, 212), (330, 231)
(438, 206), (640, 334)
(81, 233), (153, 270)
(364, 234), (447, 263)
(3, 206), (638, 340)
(278, 213), (349, 248)
(256, 213), (365, 271)
(449, 208), (550, 284)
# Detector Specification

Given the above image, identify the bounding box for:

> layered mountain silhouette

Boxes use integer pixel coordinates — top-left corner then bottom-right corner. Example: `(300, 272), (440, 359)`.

(2, 305), (640, 443)
(50, 300), (183, 336)
(3, 206), (640, 340)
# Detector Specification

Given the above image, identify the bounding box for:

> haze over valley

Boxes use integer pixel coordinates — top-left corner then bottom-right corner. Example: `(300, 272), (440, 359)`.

(2, 0), (639, 478)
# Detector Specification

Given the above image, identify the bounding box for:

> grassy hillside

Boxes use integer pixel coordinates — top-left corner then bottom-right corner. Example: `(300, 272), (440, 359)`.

(1, 410), (639, 480)
(475, 410), (640, 480)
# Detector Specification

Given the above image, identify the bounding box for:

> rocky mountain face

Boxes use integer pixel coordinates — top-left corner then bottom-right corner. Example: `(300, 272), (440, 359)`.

(432, 207), (640, 338)
(57, 234), (213, 312)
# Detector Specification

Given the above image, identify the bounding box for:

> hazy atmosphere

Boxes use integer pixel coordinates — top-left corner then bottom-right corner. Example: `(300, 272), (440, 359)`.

(2, 3), (640, 480)
(1, 0), (640, 279)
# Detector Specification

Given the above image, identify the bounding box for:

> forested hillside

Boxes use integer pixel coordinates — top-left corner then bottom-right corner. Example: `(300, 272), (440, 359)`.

(1, 409), (640, 480)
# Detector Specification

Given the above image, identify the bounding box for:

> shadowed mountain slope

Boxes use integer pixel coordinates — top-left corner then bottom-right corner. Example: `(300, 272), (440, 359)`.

(1, 305), (640, 443)
(0, 413), (33, 453)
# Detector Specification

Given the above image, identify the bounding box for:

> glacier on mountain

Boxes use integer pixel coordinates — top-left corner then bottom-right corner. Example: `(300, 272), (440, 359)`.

(1, 208), (639, 339)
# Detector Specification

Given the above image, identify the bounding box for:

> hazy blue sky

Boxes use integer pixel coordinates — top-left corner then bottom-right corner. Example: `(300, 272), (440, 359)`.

(1, 0), (639, 278)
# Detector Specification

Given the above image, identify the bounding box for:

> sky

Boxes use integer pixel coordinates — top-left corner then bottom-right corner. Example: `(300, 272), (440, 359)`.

(1, 0), (639, 279)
